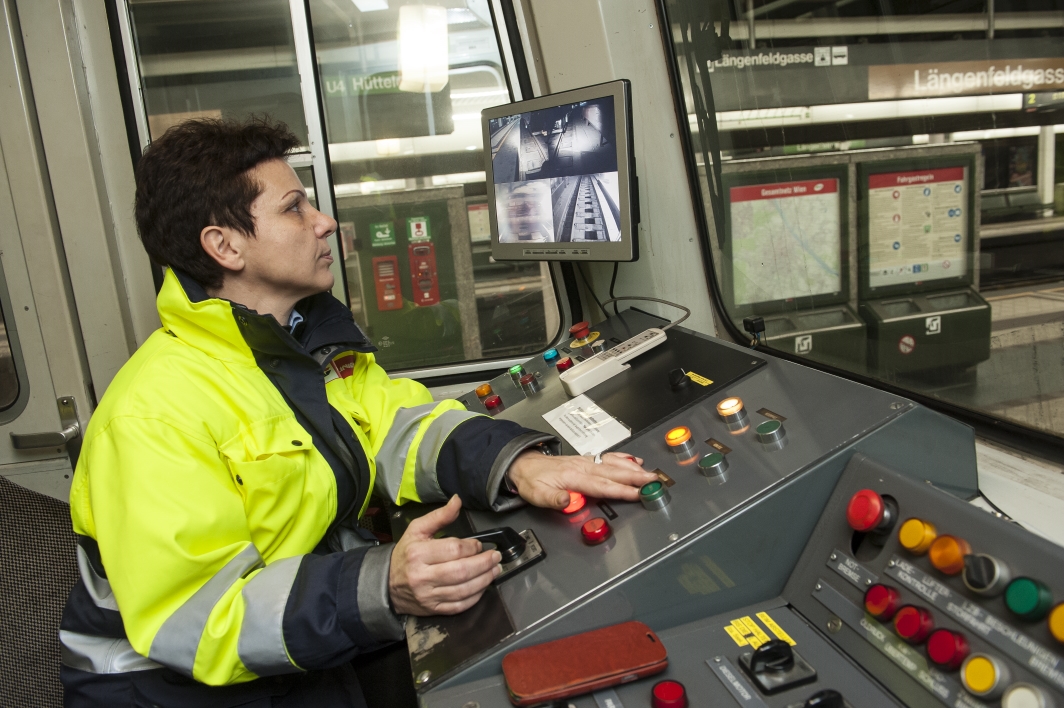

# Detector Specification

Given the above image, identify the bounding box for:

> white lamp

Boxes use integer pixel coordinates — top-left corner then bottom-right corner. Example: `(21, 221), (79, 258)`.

(398, 5), (449, 93)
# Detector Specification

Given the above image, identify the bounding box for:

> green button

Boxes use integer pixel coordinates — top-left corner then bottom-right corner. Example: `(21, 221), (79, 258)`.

(509, 365), (524, 375)
(756, 420), (782, 435)
(1005, 577), (1053, 620)
(699, 452), (725, 468)
(640, 481), (664, 500)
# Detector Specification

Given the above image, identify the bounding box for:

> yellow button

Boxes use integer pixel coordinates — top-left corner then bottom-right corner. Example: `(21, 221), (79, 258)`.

(665, 426), (692, 446)
(929, 534), (971, 575)
(898, 518), (937, 554)
(1050, 603), (1064, 644)
(963, 655), (997, 695)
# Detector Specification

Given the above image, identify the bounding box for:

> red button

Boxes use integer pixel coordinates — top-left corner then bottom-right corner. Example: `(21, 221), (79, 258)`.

(847, 489), (886, 532)
(894, 606), (934, 643)
(927, 629), (969, 670)
(652, 679), (688, 708)
(484, 395), (501, 409)
(562, 491), (586, 514)
(556, 357), (574, 372)
(519, 374), (535, 386)
(864, 584), (902, 621)
(581, 517), (611, 545)
(569, 321), (591, 340)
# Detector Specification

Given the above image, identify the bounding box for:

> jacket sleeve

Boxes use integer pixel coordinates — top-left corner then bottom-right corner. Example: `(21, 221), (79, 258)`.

(344, 351), (557, 511)
(71, 415), (403, 687)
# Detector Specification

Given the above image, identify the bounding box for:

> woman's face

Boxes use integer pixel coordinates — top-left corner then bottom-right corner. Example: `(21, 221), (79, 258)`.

(240, 159), (337, 301)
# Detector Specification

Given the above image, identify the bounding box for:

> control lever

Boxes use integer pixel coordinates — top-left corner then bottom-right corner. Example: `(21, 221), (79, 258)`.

(749, 640), (795, 673)
(462, 527), (527, 563)
(804, 690), (844, 708)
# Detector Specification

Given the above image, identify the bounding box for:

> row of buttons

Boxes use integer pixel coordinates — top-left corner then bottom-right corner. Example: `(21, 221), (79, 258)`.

(846, 489), (1064, 638)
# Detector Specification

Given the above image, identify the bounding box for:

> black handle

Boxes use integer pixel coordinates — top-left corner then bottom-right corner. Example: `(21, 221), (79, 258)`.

(462, 527), (526, 563)
(750, 639), (795, 673)
(804, 689), (844, 708)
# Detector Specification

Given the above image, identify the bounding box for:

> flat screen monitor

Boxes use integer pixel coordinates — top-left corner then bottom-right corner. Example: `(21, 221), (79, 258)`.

(859, 157), (975, 298)
(481, 80), (637, 261)
(722, 167), (849, 315)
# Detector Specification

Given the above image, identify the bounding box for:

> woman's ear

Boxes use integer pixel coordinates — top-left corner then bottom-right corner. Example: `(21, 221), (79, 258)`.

(200, 225), (246, 274)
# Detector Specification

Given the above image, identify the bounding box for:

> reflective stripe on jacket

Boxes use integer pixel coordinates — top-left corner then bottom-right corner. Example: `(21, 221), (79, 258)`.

(62, 269), (552, 697)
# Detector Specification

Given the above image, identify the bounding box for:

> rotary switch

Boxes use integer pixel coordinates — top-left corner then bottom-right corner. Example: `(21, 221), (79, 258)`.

(963, 554), (1011, 596)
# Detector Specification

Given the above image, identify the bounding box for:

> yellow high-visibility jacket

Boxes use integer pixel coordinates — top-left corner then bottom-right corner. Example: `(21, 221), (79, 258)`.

(60, 270), (549, 707)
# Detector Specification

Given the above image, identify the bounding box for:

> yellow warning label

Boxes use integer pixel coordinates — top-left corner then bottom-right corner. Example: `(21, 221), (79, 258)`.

(729, 619), (763, 649)
(686, 372), (713, 386)
(741, 616), (772, 646)
(757, 612), (796, 646)
(724, 625), (748, 647)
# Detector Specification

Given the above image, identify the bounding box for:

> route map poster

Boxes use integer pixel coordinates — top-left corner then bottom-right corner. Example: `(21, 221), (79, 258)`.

(867, 167), (967, 289)
(729, 178), (842, 306)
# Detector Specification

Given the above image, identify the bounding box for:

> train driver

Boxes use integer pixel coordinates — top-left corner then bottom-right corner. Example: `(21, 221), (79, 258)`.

(58, 118), (657, 707)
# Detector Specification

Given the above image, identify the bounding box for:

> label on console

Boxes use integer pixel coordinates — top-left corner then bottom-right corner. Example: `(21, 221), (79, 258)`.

(706, 438), (733, 455)
(827, 548), (879, 590)
(812, 579), (988, 708)
(886, 556), (1064, 692)
(757, 407), (787, 422)
(592, 688), (625, 708)
(542, 394), (630, 456)
(708, 657), (770, 707)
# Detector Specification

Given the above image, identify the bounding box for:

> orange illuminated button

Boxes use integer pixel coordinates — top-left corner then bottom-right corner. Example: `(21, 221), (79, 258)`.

(716, 397), (746, 422)
(475, 383), (493, 399)
(1050, 603), (1064, 644)
(581, 517), (611, 545)
(898, 518), (937, 555)
(893, 605), (934, 643)
(927, 629), (969, 670)
(846, 489), (886, 532)
(665, 426), (695, 454)
(928, 535), (972, 575)
(864, 584), (902, 621)
(562, 491), (586, 515)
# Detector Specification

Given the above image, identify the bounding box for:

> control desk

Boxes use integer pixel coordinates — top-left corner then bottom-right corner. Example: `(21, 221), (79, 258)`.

(398, 310), (1063, 707)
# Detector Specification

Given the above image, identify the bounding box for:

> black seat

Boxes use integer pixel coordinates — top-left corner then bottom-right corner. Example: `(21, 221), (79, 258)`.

(0, 474), (77, 708)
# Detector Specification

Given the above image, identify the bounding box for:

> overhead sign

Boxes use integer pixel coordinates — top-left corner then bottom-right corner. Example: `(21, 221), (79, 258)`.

(869, 59), (1064, 99)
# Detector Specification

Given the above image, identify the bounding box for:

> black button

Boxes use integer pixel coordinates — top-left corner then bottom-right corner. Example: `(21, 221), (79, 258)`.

(235, 475), (243, 485)
(292, 440), (302, 447)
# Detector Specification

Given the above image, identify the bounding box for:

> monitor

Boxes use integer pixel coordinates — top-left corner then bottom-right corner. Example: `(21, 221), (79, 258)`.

(721, 166), (849, 315)
(481, 80), (638, 261)
(859, 156), (976, 298)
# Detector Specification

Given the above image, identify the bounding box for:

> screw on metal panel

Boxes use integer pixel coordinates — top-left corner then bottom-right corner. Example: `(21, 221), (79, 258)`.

(462, 703), (480, 708)
(714, 656), (722, 663)
(668, 533), (679, 542)
(416, 670), (431, 685)
(827, 618), (842, 633)
(866, 579), (873, 586)
(890, 402), (904, 410)
(887, 559), (896, 567)
(830, 552), (838, 561)
(815, 582), (822, 591)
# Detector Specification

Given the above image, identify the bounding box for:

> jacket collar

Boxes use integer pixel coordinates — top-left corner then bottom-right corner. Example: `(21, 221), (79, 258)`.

(157, 269), (375, 364)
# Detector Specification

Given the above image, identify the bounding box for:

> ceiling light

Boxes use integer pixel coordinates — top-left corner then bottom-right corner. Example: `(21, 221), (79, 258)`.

(352, 0), (388, 12)
(398, 5), (449, 93)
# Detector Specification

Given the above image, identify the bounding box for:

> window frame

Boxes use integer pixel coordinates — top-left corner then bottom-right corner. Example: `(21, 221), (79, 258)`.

(106, 0), (576, 384)
(653, 0), (1064, 464)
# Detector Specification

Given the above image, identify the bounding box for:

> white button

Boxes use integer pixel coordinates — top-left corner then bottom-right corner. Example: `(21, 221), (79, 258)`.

(1002, 683), (1053, 708)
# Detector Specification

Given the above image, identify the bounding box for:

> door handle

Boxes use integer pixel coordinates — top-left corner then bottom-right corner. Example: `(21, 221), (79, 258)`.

(10, 396), (82, 449)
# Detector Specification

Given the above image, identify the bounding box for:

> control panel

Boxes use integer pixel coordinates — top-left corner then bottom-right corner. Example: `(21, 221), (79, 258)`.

(405, 310), (981, 700)
(423, 455), (1064, 707)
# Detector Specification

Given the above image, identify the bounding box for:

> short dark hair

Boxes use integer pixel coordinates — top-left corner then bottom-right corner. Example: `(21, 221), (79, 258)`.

(134, 117), (301, 289)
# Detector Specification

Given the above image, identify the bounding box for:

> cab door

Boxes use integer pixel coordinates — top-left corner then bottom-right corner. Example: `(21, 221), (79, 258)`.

(0, 0), (94, 499)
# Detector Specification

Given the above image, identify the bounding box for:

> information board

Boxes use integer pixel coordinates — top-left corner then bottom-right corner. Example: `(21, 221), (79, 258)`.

(729, 178), (842, 306)
(867, 167), (967, 289)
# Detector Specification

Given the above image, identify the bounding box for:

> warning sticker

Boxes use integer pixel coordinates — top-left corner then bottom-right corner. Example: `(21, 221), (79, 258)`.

(898, 334), (916, 355)
(686, 371), (713, 386)
(756, 612), (796, 646)
(724, 613), (794, 649)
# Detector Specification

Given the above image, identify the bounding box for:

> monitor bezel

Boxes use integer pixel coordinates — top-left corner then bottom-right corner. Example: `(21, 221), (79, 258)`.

(482, 79), (637, 262)
(858, 155), (977, 300)
(721, 165), (851, 317)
